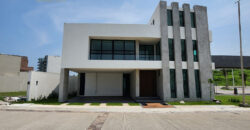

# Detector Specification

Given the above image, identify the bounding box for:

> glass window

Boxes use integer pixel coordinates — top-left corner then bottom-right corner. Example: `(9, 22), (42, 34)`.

(193, 40), (198, 62)
(179, 11), (185, 27)
(90, 40), (101, 59)
(181, 40), (187, 61)
(124, 40), (135, 60)
(139, 45), (154, 60)
(156, 42), (161, 60)
(114, 40), (124, 60)
(191, 12), (196, 28)
(169, 39), (175, 61)
(167, 10), (173, 26)
(90, 40), (135, 60)
(170, 69), (177, 98)
(102, 40), (112, 60)
(195, 70), (201, 98)
(183, 69), (189, 98)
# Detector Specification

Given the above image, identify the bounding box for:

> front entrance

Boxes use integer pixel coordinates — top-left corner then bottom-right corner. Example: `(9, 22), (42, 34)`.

(79, 73), (85, 95)
(140, 70), (157, 97)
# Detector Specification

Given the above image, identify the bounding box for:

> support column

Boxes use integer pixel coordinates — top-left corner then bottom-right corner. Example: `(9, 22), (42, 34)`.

(159, 1), (170, 101)
(172, 2), (184, 99)
(135, 69), (140, 97)
(59, 68), (69, 102)
(194, 6), (213, 101)
(136, 40), (139, 60)
(183, 4), (196, 99)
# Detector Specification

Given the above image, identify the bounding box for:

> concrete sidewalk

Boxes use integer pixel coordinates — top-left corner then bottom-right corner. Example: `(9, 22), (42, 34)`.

(1, 104), (250, 113)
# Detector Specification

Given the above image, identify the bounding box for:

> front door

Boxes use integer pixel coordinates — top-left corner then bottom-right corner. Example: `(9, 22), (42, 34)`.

(79, 73), (85, 95)
(140, 70), (157, 97)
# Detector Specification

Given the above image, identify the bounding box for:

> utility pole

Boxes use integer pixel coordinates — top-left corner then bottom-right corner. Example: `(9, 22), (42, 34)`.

(236, 0), (246, 106)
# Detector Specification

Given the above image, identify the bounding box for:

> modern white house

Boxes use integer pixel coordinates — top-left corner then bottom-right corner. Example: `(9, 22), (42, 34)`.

(59, 1), (213, 102)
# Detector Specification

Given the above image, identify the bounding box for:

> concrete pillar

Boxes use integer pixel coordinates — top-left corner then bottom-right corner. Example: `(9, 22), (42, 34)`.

(59, 68), (69, 102)
(135, 69), (140, 97)
(172, 2), (184, 99)
(194, 6), (213, 101)
(136, 40), (139, 60)
(183, 4), (196, 99)
(159, 1), (170, 101)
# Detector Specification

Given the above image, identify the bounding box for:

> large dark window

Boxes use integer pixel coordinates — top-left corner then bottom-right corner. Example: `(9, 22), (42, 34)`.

(181, 39), (187, 61)
(156, 42), (161, 60)
(170, 69), (177, 98)
(124, 41), (136, 60)
(114, 40), (124, 60)
(139, 45), (154, 60)
(193, 40), (198, 62)
(195, 70), (201, 98)
(102, 40), (112, 60)
(183, 69), (189, 98)
(168, 39), (175, 61)
(191, 12), (196, 28)
(90, 39), (135, 60)
(167, 10), (173, 26)
(90, 40), (102, 59)
(179, 11), (185, 27)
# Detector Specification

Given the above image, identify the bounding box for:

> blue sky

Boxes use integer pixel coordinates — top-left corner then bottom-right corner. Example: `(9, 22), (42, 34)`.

(0, 0), (250, 70)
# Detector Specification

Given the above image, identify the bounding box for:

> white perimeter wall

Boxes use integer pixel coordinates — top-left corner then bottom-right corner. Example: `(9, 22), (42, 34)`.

(85, 72), (123, 96)
(27, 71), (60, 101)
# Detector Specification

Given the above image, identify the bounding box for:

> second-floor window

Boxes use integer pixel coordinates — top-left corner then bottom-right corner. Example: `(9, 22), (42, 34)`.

(90, 39), (135, 60)
(191, 12), (196, 28)
(179, 11), (185, 27)
(167, 10), (173, 26)
(168, 39), (175, 61)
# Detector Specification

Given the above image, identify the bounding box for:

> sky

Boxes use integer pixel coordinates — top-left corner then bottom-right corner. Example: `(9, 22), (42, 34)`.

(0, 0), (250, 70)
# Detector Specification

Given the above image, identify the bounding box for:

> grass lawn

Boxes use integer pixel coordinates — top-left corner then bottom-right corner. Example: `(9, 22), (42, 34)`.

(67, 102), (85, 105)
(106, 103), (123, 106)
(128, 103), (140, 106)
(168, 95), (250, 105)
(0, 91), (26, 101)
(90, 103), (101, 106)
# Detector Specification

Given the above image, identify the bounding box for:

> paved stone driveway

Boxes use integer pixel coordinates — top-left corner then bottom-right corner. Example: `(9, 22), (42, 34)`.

(0, 111), (250, 130)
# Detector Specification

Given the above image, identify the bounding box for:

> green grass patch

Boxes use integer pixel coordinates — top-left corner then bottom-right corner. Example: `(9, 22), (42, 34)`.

(90, 103), (101, 106)
(168, 95), (250, 106)
(213, 69), (250, 86)
(106, 103), (123, 106)
(67, 102), (85, 105)
(0, 91), (26, 101)
(128, 103), (140, 106)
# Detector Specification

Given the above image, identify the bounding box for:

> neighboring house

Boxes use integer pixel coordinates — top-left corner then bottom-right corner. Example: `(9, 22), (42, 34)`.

(0, 54), (33, 92)
(37, 55), (61, 73)
(59, 1), (213, 102)
(212, 55), (250, 69)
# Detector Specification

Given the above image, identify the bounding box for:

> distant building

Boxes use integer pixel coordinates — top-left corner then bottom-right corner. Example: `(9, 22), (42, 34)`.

(37, 55), (61, 73)
(212, 55), (250, 69)
(0, 54), (33, 92)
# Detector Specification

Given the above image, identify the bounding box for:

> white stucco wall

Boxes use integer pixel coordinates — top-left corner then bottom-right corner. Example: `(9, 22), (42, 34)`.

(27, 71), (60, 101)
(84, 72), (123, 96)
(46, 56), (61, 73)
(61, 23), (161, 70)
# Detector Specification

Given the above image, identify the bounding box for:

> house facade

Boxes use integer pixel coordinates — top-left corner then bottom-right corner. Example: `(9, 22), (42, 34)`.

(59, 1), (213, 102)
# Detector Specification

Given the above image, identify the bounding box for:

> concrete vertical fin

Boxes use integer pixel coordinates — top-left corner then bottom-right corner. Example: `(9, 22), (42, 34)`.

(172, 2), (184, 99)
(183, 4), (196, 99)
(159, 1), (170, 101)
(194, 6), (213, 101)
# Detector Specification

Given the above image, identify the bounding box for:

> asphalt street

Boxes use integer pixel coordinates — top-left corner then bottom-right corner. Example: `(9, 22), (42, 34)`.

(0, 111), (250, 130)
